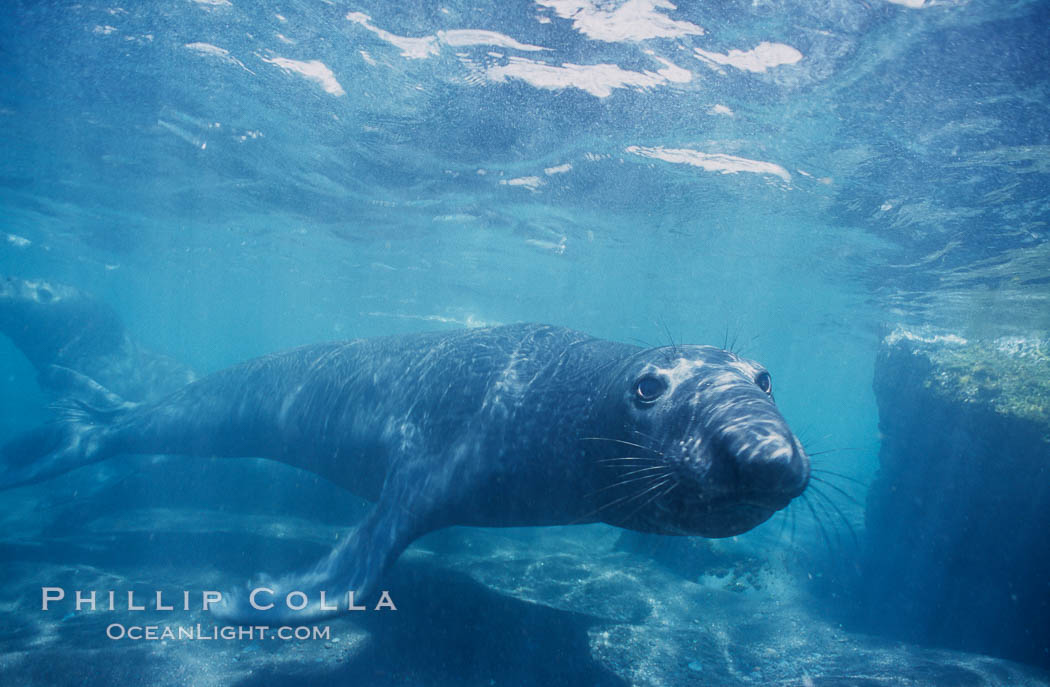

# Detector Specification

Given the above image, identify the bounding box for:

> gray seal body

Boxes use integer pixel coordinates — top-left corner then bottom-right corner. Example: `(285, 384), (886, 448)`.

(0, 323), (809, 621)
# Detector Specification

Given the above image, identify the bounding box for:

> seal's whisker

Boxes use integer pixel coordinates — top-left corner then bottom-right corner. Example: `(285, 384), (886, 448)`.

(589, 357), (622, 378)
(776, 502), (791, 542)
(577, 474), (671, 523)
(808, 483), (859, 549)
(810, 468), (870, 489)
(807, 447), (862, 457)
(621, 477), (676, 523)
(776, 501), (799, 546)
(588, 471), (670, 497)
(579, 437), (663, 455)
(617, 465), (674, 478)
(807, 495), (836, 553)
(612, 477), (672, 518)
(794, 424), (819, 447)
(806, 487), (846, 549)
(801, 493), (834, 554)
(810, 475), (865, 507)
(658, 319), (679, 358)
(596, 456), (663, 466)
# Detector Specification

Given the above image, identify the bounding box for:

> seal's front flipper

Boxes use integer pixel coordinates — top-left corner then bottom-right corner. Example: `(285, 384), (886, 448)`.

(212, 492), (425, 624)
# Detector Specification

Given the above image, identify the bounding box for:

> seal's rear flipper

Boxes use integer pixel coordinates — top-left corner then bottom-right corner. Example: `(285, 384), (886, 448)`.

(212, 493), (423, 624)
(0, 369), (132, 490)
(40, 365), (131, 413)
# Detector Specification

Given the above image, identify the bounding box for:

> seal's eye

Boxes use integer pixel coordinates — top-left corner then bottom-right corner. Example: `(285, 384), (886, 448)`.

(634, 375), (667, 404)
(755, 371), (772, 394)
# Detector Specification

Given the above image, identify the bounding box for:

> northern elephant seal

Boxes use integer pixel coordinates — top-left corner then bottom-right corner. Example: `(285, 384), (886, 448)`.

(1, 323), (809, 621)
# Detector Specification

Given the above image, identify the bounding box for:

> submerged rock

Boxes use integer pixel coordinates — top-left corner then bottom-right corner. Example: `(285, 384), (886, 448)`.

(863, 326), (1050, 667)
(2, 490), (1049, 685)
(614, 529), (771, 592)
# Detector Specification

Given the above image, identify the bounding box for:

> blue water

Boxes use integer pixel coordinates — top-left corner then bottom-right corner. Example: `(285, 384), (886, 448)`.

(0, 0), (1048, 685)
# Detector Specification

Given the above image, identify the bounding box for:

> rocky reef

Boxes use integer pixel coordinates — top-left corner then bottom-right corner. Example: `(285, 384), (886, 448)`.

(863, 326), (1050, 667)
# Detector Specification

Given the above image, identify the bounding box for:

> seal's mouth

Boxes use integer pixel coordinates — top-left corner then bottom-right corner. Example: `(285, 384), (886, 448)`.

(702, 494), (784, 516)
(738, 495), (794, 512)
(683, 500), (778, 538)
(660, 443), (808, 537)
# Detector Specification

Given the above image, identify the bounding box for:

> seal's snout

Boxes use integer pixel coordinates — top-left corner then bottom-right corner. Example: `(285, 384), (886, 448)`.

(735, 437), (809, 506)
(743, 441), (806, 500)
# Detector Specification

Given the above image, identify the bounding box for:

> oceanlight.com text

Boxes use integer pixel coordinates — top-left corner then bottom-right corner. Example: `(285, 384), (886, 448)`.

(105, 623), (331, 641)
